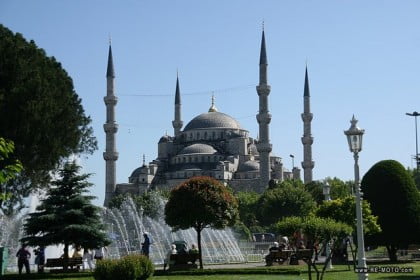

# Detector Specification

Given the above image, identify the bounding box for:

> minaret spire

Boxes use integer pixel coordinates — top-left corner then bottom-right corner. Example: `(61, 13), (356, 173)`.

(301, 66), (314, 183)
(172, 73), (183, 136)
(256, 28), (272, 189)
(104, 43), (119, 206)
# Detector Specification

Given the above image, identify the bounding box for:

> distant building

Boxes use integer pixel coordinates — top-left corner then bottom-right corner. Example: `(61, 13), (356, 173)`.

(103, 30), (314, 205)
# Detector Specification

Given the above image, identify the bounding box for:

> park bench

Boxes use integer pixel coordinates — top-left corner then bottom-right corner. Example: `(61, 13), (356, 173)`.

(45, 257), (83, 271)
(289, 249), (313, 265)
(169, 253), (199, 270)
(265, 250), (292, 266)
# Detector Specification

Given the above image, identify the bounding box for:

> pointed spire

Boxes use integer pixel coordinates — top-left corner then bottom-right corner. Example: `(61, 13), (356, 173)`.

(304, 66), (310, 97)
(106, 44), (115, 78)
(175, 72), (181, 105)
(208, 93), (218, 112)
(142, 154), (146, 166)
(259, 29), (267, 65)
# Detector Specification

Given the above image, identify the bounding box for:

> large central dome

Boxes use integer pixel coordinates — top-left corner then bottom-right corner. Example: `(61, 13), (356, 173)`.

(183, 112), (242, 131)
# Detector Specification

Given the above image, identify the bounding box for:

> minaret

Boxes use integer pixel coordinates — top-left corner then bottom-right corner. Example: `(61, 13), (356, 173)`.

(103, 44), (119, 207)
(256, 28), (272, 188)
(301, 66), (314, 183)
(172, 74), (183, 137)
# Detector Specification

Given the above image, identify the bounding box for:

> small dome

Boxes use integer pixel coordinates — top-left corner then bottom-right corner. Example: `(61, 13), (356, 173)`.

(237, 160), (260, 172)
(178, 144), (217, 155)
(159, 135), (171, 143)
(130, 165), (147, 178)
(183, 112), (242, 131)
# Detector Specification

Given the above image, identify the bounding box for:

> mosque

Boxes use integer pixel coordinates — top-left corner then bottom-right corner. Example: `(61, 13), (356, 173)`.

(103, 30), (314, 206)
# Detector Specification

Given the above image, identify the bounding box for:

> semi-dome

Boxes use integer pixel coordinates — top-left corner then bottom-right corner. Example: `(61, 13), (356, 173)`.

(178, 143), (217, 155)
(158, 135), (171, 143)
(237, 160), (260, 172)
(183, 112), (242, 131)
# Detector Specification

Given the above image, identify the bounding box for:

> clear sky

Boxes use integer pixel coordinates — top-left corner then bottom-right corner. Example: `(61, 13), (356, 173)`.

(1, 1), (420, 205)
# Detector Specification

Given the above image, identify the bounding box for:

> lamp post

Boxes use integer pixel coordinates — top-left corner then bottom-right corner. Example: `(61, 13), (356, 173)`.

(406, 112), (420, 171)
(323, 182), (333, 269)
(344, 115), (368, 280)
(290, 154), (295, 169)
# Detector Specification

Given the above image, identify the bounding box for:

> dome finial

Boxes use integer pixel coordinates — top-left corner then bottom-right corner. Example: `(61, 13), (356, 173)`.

(142, 154), (146, 166)
(208, 92), (218, 112)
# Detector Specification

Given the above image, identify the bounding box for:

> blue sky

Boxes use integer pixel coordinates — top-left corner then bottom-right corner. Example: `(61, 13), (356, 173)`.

(1, 1), (420, 205)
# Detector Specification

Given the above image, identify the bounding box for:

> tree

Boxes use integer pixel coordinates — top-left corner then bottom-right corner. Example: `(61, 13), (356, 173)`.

(164, 176), (239, 269)
(361, 160), (420, 261)
(0, 137), (23, 214)
(235, 191), (260, 230)
(0, 25), (97, 210)
(21, 161), (110, 270)
(273, 216), (352, 280)
(257, 180), (316, 226)
(315, 196), (381, 236)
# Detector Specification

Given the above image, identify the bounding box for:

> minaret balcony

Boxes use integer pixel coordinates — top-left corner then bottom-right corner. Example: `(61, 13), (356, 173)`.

(301, 136), (314, 145)
(256, 142), (272, 153)
(301, 113), (313, 122)
(103, 123), (119, 133)
(104, 96), (118, 105)
(256, 113), (272, 124)
(301, 161), (314, 169)
(103, 151), (119, 161)
(256, 85), (271, 95)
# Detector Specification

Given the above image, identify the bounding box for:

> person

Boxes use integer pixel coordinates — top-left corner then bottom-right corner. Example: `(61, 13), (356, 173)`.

(164, 244), (177, 271)
(82, 248), (94, 271)
(34, 246), (45, 273)
(16, 244), (31, 275)
(298, 241), (306, 249)
(72, 246), (83, 258)
(177, 243), (187, 254)
(269, 241), (280, 252)
(94, 247), (106, 261)
(141, 232), (151, 258)
(189, 244), (199, 254)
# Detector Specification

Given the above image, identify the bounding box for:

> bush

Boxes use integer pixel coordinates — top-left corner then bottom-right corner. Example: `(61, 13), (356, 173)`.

(94, 255), (154, 280)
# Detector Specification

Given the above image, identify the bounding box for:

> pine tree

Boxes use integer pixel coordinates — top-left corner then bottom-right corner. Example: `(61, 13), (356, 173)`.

(21, 161), (110, 268)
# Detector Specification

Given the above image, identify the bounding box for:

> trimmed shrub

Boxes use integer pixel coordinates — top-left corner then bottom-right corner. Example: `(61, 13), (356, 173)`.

(94, 254), (154, 280)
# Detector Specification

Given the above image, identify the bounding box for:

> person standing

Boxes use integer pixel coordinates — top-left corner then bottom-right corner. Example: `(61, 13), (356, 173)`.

(82, 248), (94, 271)
(34, 246), (45, 273)
(141, 232), (151, 258)
(16, 245), (31, 275)
(93, 247), (105, 261)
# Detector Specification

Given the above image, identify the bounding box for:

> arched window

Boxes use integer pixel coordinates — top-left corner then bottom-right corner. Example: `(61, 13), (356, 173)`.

(204, 131), (207, 139)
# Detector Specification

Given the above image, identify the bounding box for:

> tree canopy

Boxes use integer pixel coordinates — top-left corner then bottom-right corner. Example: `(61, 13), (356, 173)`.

(164, 176), (239, 268)
(0, 25), (97, 211)
(361, 159), (420, 261)
(315, 196), (381, 235)
(305, 178), (352, 205)
(256, 180), (316, 226)
(21, 161), (110, 264)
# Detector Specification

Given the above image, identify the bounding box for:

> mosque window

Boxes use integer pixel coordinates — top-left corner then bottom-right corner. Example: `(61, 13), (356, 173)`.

(189, 133), (192, 139)
(207, 156), (211, 162)
(197, 132), (200, 139)
(212, 131), (215, 139)
(204, 132), (207, 139)
(183, 157), (186, 163)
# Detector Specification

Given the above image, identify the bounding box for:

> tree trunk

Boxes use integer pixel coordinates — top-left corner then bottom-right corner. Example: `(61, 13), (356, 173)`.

(386, 245), (398, 262)
(63, 243), (69, 272)
(196, 226), (203, 269)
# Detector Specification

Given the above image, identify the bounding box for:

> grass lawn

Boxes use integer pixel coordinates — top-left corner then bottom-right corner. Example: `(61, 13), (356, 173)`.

(3, 262), (419, 280)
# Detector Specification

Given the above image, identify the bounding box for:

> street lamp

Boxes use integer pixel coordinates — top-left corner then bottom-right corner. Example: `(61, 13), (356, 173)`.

(344, 115), (368, 280)
(290, 154), (295, 169)
(406, 112), (420, 171)
(323, 181), (333, 269)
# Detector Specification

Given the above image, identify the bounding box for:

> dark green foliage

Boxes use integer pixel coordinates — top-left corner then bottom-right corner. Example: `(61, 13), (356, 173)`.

(165, 176), (239, 269)
(0, 25), (97, 211)
(21, 161), (110, 259)
(108, 193), (129, 209)
(94, 254), (154, 280)
(407, 168), (420, 191)
(132, 191), (162, 219)
(0, 138), (23, 213)
(257, 180), (316, 226)
(361, 160), (420, 261)
(315, 196), (381, 235)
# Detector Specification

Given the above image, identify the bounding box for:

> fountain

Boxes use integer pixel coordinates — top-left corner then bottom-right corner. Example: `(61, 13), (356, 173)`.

(102, 195), (245, 264)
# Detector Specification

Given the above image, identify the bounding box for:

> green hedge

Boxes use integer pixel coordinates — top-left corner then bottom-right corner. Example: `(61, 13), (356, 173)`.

(93, 254), (154, 280)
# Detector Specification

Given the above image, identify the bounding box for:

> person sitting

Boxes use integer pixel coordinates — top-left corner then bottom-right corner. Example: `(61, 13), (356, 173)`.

(189, 244), (199, 254)
(178, 243), (188, 254)
(72, 246), (82, 258)
(164, 244), (177, 271)
(269, 242), (280, 252)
